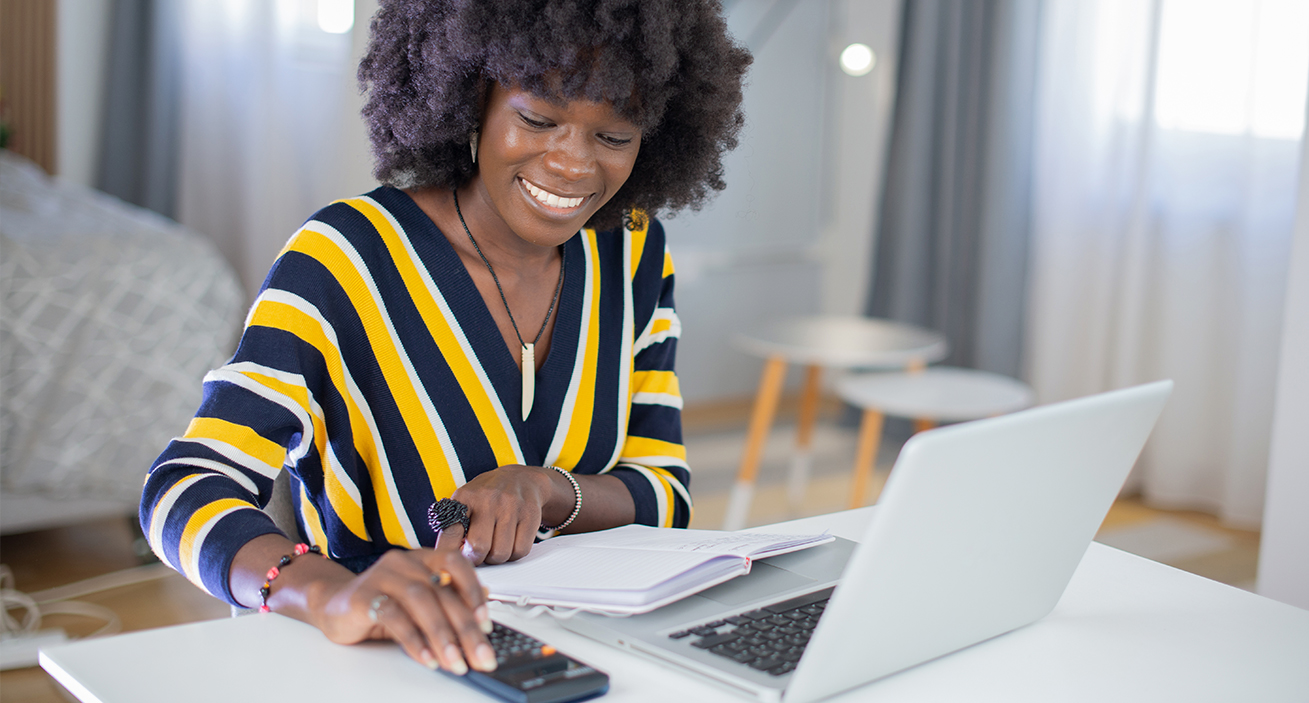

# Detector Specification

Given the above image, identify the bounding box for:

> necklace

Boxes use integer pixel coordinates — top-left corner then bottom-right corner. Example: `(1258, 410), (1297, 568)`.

(453, 188), (565, 421)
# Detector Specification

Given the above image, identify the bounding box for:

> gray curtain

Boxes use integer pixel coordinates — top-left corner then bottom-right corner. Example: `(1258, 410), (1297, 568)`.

(96, 0), (181, 219)
(867, 0), (1040, 378)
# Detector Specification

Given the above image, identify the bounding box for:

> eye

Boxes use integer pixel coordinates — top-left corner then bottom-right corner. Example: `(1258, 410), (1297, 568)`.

(518, 112), (553, 129)
(599, 134), (634, 147)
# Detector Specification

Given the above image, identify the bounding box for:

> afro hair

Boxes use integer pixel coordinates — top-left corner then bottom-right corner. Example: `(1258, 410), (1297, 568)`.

(357, 0), (752, 230)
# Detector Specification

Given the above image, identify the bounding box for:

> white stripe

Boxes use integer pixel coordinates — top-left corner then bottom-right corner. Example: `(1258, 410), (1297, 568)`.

(631, 392), (684, 410)
(625, 464), (670, 525)
(305, 218), (463, 493)
(147, 473), (215, 568)
(619, 455), (690, 470)
(215, 362), (364, 509)
(207, 364), (316, 463)
(602, 225), (636, 472)
(175, 437), (281, 479)
(255, 286), (417, 547)
(357, 195), (523, 475)
(184, 504), (261, 588)
(154, 457), (261, 495)
(616, 462), (693, 510)
(545, 232), (594, 466)
(634, 307), (681, 355)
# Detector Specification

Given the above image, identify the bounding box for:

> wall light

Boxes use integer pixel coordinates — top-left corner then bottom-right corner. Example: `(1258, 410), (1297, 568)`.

(318, 0), (355, 34)
(840, 43), (876, 77)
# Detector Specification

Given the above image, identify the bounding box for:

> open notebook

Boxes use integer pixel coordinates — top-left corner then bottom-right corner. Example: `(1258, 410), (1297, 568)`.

(475, 525), (833, 614)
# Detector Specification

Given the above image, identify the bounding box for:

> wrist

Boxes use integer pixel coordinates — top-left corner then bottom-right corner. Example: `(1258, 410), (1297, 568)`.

(540, 465), (582, 531)
(301, 565), (354, 629)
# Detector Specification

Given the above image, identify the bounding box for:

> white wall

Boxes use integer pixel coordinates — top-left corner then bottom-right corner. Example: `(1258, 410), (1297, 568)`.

(56, 0), (113, 185)
(817, 0), (901, 317)
(669, 0), (901, 403)
(1258, 126), (1309, 610)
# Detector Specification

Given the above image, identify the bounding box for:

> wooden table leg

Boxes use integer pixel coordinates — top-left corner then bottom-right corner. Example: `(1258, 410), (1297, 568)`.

(787, 364), (823, 513)
(849, 408), (885, 509)
(724, 356), (787, 530)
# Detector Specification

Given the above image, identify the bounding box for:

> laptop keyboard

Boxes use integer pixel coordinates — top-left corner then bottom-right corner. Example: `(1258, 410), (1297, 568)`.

(666, 587), (834, 677)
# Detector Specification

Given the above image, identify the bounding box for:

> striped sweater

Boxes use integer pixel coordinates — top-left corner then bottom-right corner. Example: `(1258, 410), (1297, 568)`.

(140, 186), (689, 606)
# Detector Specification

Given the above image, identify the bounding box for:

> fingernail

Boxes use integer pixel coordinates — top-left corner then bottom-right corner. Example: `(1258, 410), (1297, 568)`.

(420, 649), (439, 671)
(477, 643), (497, 671)
(482, 585), (491, 598)
(445, 645), (468, 676)
(476, 605), (493, 633)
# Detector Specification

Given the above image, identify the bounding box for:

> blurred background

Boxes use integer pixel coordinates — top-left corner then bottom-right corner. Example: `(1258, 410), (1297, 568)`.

(2, 0), (1308, 698)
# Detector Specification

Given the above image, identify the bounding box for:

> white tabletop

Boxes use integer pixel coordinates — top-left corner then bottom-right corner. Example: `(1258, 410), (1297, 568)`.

(41, 508), (1309, 703)
(734, 316), (949, 369)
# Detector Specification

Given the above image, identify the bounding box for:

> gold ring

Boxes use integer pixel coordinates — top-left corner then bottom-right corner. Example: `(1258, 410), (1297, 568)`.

(430, 569), (453, 587)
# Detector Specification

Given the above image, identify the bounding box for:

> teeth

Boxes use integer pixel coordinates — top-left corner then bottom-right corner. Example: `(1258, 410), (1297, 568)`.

(522, 179), (583, 209)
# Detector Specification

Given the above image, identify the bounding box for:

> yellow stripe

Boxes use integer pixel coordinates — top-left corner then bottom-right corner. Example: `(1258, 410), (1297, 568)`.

(622, 436), (688, 463)
(242, 370), (365, 544)
(248, 299), (380, 542)
(650, 316), (673, 336)
(346, 199), (519, 473)
(629, 216), (648, 280)
(648, 466), (679, 527)
(184, 417), (285, 470)
(631, 370), (680, 397)
(300, 484), (330, 548)
(662, 248), (675, 278)
(558, 230), (602, 467)
(286, 226), (459, 504)
(177, 498), (251, 581)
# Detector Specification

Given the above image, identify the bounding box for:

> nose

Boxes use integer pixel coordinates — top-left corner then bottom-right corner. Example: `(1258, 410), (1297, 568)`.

(542, 129), (597, 183)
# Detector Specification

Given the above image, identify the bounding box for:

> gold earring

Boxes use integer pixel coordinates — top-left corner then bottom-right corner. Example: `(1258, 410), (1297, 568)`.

(469, 130), (479, 164)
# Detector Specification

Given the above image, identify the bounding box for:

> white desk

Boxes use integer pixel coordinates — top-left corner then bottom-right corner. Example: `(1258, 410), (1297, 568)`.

(41, 508), (1309, 702)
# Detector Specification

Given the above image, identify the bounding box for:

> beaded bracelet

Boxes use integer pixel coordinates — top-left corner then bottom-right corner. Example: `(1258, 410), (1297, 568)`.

(259, 543), (326, 613)
(541, 465), (582, 532)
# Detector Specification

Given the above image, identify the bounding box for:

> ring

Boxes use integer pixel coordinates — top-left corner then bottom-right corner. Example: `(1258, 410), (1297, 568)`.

(430, 569), (453, 587)
(368, 594), (389, 623)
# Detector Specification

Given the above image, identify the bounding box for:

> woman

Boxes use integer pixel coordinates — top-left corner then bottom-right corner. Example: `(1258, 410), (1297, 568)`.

(140, 0), (749, 677)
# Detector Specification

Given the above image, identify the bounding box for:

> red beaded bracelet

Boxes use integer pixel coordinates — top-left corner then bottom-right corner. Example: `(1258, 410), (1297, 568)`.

(258, 543), (326, 613)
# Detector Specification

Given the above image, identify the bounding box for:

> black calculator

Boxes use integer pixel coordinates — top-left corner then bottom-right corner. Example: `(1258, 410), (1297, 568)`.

(445, 621), (609, 703)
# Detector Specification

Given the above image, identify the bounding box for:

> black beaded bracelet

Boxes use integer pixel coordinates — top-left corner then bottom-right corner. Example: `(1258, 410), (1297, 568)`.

(427, 498), (470, 537)
(258, 543), (324, 613)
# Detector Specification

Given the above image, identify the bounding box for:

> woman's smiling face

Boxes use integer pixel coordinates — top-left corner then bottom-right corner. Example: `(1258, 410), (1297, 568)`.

(469, 82), (642, 248)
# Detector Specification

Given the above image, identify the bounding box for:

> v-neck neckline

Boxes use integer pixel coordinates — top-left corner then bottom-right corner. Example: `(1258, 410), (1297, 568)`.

(386, 187), (585, 463)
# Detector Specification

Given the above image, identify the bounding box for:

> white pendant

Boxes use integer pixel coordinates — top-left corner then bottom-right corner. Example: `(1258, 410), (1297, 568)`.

(521, 343), (535, 420)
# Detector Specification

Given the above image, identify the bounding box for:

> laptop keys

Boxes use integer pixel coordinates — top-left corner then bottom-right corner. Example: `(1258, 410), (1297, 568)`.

(669, 587), (834, 677)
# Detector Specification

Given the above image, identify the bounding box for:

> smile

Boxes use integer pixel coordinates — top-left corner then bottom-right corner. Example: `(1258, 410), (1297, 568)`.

(520, 178), (585, 210)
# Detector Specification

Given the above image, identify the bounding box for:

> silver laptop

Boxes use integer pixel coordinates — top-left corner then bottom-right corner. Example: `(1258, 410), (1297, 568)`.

(563, 380), (1173, 702)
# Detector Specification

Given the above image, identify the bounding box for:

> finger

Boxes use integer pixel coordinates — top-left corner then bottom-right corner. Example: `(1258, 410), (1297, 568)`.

(370, 594), (446, 672)
(420, 549), (489, 629)
(435, 577), (497, 672)
(463, 503), (494, 566)
(391, 576), (473, 676)
(481, 511), (520, 565)
(511, 514), (538, 562)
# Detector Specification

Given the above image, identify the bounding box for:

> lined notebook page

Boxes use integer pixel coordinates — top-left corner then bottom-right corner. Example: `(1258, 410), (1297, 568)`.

(478, 544), (724, 591)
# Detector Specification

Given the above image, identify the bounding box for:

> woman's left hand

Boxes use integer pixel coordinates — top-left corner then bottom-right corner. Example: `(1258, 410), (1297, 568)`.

(451, 465), (560, 565)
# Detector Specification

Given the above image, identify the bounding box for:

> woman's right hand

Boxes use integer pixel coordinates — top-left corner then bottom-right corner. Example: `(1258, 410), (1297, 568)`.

(232, 533), (495, 675)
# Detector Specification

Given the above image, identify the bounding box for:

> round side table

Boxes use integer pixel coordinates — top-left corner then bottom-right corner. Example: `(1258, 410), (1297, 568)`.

(724, 315), (948, 529)
(835, 367), (1035, 509)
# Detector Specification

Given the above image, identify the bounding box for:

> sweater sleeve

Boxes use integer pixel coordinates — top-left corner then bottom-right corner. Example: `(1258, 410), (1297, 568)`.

(606, 229), (692, 528)
(139, 233), (345, 606)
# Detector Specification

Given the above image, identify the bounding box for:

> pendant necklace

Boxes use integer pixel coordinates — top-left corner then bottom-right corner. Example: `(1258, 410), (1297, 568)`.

(453, 188), (565, 421)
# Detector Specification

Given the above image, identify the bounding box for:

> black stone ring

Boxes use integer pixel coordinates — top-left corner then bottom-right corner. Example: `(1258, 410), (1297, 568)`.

(428, 498), (470, 537)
